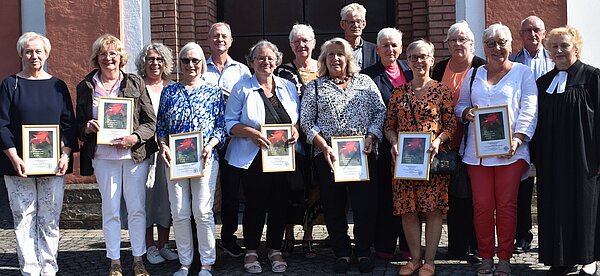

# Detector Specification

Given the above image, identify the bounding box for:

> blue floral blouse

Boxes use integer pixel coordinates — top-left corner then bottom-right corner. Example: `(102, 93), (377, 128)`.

(156, 79), (226, 160)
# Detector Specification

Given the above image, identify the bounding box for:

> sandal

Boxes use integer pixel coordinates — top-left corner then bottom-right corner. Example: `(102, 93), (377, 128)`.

(302, 240), (317, 258)
(477, 259), (494, 276)
(419, 263), (435, 276)
(281, 239), (295, 258)
(493, 260), (511, 276)
(399, 261), (423, 275)
(244, 252), (262, 274)
(268, 251), (288, 273)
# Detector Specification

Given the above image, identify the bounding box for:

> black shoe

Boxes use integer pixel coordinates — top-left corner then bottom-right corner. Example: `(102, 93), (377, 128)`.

(547, 265), (577, 275)
(513, 239), (531, 254)
(464, 252), (482, 264)
(358, 258), (373, 273)
(333, 258), (350, 274)
(221, 241), (244, 257)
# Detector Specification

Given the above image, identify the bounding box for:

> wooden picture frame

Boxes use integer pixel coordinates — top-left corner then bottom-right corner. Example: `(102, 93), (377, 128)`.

(22, 124), (60, 175)
(473, 105), (512, 158)
(394, 132), (432, 180)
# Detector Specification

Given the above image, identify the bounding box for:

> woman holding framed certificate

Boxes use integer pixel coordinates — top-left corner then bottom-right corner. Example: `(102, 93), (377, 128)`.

(0, 32), (77, 276)
(156, 42), (226, 276)
(383, 39), (456, 276)
(455, 23), (537, 276)
(76, 34), (158, 276)
(224, 40), (299, 274)
(300, 38), (386, 274)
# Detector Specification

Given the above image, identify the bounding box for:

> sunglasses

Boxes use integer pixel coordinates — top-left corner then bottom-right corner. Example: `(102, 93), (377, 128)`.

(180, 58), (201, 65)
(484, 39), (509, 48)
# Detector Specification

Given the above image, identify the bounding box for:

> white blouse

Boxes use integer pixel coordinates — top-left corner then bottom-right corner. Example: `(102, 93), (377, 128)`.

(455, 63), (538, 167)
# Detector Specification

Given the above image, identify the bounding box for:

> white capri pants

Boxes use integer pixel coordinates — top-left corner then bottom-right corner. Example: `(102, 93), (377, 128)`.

(93, 158), (149, 260)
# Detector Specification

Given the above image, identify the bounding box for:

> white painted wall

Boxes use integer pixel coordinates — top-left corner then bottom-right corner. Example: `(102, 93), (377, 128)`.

(122, 0), (152, 74)
(457, 0), (486, 58)
(567, 0), (600, 67)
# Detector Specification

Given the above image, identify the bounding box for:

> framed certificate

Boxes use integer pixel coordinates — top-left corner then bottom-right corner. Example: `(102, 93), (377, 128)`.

(168, 132), (203, 180)
(22, 125), (60, 175)
(394, 132), (432, 180)
(331, 136), (369, 182)
(261, 124), (295, 172)
(473, 105), (512, 158)
(97, 97), (134, 144)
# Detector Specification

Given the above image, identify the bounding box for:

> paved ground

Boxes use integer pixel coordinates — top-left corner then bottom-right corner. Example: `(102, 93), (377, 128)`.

(0, 182), (585, 275)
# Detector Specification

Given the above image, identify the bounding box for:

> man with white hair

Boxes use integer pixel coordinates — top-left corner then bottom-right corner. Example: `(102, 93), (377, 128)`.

(509, 15), (553, 255)
(339, 3), (378, 70)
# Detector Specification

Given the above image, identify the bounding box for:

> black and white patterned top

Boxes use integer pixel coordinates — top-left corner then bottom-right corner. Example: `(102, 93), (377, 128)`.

(300, 73), (386, 155)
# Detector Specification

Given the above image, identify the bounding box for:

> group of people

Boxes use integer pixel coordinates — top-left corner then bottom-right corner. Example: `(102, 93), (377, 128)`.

(1, 2), (599, 276)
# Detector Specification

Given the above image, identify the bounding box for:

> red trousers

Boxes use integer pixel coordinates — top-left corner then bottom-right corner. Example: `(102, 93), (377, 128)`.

(467, 160), (528, 260)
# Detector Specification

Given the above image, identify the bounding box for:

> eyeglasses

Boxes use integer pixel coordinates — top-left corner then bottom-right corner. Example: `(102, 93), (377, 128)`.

(447, 38), (471, 44)
(342, 19), (365, 25)
(484, 39), (509, 48)
(180, 58), (201, 65)
(99, 51), (119, 59)
(146, 57), (164, 64)
(292, 39), (313, 46)
(408, 54), (431, 62)
(254, 56), (277, 63)
(520, 28), (544, 34)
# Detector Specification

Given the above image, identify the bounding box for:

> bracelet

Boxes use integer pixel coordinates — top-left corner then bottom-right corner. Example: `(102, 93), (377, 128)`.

(512, 137), (523, 147)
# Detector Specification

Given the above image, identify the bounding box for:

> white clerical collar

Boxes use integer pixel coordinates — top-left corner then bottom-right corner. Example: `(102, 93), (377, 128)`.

(546, 71), (567, 94)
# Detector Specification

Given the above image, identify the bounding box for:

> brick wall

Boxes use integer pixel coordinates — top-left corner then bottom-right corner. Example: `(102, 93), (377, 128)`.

(396, 0), (456, 60)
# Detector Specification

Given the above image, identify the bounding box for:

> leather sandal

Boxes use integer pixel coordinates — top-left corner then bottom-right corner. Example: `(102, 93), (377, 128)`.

(419, 263), (435, 276)
(478, 259), (494, 275)
(399, 261), (423, 275)
(268, 251), (287, 273)
(494, 260), (510, 276)
(244, 252), (262, 274)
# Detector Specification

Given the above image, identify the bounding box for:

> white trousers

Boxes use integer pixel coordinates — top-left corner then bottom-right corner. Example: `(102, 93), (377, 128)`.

(93, 159), (149, 259)
(4, 175), (64, 276)
(166, 156), (218, 266)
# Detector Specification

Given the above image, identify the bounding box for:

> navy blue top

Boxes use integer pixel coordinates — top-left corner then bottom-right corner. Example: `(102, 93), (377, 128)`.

(0, 75), (78, 176)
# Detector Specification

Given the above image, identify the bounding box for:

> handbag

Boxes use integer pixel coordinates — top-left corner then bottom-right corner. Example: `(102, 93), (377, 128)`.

(405, 87), (457, 175)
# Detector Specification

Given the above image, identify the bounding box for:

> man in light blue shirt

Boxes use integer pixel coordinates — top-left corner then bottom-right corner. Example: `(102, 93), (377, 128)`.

(509, 15), (553, 255)
(205, 22), (251, 99)
(205, 22), (251, 259)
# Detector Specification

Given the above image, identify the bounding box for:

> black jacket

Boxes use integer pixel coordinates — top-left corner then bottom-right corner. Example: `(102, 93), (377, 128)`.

(361, 60), (413, 106)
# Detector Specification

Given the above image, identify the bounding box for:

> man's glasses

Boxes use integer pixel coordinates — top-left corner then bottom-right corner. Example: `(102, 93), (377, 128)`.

(520, 28), (544, 34)
(180, 58), (201, 65)
(447, 38), (471, 45)
(342, 19), (365, 25)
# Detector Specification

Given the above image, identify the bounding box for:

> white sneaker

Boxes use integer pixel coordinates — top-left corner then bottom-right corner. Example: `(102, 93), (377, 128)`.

(146, 245), (166, 264)
(160, 245), (179, 261)
(173, 268), (189, 276)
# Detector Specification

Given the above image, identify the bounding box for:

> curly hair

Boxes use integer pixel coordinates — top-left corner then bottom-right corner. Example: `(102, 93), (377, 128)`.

(135, 43), (174, 79)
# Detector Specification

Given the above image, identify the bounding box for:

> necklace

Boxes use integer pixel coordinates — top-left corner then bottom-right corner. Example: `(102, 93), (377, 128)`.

(330, 75), (350, 85)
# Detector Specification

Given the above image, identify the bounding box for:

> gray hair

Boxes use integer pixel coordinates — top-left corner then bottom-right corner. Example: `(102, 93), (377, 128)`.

(520, 15), (545, 30)
(446, 21), (475, 43)
(340, 3), (366, 20)
(483, 23), (513, 43)
(17, 32), (51, 57)
(179, 42), (207, 75)
(406, 39), (435, 57)
(377, 28), (403, 46)
(135, 43), (174, 79)
(245, 40), (283, 68)
(208, 22), (232, 37)
(317, 37), (360, 77)
(289, 24), (315, 42)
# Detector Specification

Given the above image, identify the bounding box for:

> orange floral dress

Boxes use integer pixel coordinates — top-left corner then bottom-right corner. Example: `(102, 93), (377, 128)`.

(384, 80), (456, 215)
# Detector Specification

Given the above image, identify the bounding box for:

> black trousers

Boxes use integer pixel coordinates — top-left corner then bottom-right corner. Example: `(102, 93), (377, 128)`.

(220, 146), (242, 245)
(373, 146), (408, 254)
(315, 153), (377, 258)
(446, 194), (477, 255)
(515, 177), (535, 242)
(242, 154), (290, 250)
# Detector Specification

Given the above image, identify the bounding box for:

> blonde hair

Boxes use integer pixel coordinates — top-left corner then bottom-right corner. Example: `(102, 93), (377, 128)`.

(544, 26), (583, 59)
(16, 32), (51, 57)
(317, 37), (360, 77)
(89, 34), (128, 69)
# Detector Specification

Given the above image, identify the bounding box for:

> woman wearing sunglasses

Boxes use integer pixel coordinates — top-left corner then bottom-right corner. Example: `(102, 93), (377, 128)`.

(156, 42), (226, 276)
(455, 23), (538, 276)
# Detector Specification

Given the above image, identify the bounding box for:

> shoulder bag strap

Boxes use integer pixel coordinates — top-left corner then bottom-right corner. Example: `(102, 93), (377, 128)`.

(257, 88), (282, 124)
(462, 67), (478, 151)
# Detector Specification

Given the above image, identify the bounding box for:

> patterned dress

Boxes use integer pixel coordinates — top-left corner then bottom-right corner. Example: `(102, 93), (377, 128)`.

(384, 80), (456, 215)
